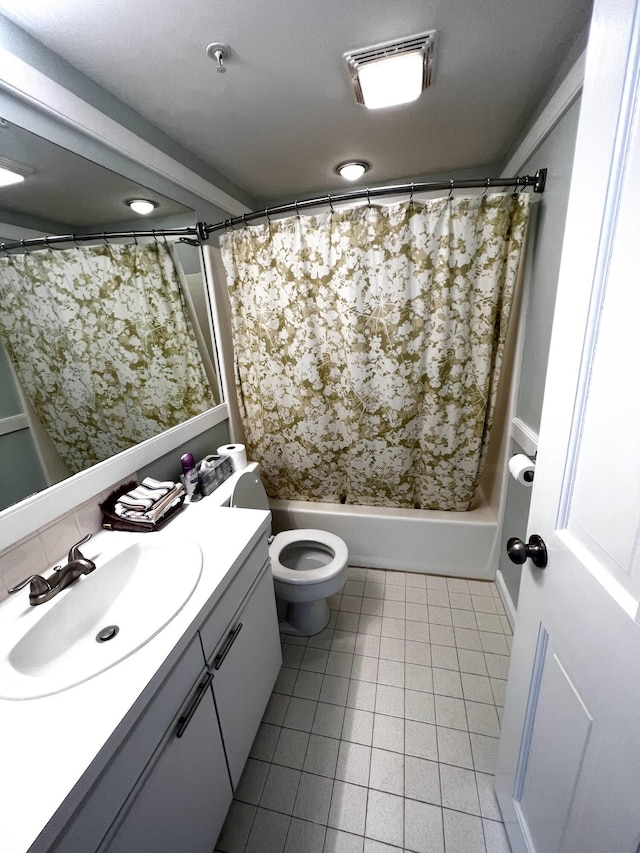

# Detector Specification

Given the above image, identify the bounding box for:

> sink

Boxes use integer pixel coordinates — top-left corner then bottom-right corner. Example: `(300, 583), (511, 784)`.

(0, 537), (202, 700)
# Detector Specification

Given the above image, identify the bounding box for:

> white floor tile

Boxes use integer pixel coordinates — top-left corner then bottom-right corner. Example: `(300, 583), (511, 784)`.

(404, 755), (441, 805)
(324, 827), (365, 853)
(369, 748), (404, 795)
(442, 809), (485, 853)
(405, 799), (444, 853)
(293, 772), (334, 824)
(439, 763), (481, 815)
(245, 807), (290, 853)
(285, 817), (327, 853)
(365, 789), (404, 848)
(336, 740), (372, 786)
(436, 726), (474, 769)
(328, 780), (368, 835)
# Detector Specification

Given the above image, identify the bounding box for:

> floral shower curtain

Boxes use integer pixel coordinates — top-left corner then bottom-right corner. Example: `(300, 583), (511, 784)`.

(0, 242), (214, 473)
(221, 193), (530, 511)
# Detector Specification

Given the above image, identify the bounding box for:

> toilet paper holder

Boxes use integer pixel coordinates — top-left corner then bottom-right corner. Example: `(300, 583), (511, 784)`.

(509, 453), (536, 485)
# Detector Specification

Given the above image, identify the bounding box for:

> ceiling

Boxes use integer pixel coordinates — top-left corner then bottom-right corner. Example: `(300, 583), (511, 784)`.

(0, 0), (593, 206)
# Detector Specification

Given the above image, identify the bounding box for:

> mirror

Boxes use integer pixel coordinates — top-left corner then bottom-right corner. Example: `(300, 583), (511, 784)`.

(0, 122), (223, 513)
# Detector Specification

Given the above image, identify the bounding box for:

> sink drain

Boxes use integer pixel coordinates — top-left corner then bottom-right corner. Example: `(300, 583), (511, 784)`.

(96, 625), (119, 643)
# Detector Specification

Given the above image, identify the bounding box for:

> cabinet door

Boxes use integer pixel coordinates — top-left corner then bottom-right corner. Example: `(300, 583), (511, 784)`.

(101, 678), (232, 853)
(210, 562), (282, 787)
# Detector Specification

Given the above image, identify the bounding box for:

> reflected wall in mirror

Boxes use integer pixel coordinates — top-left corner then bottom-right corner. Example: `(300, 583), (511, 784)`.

(0, 122), (222, 512)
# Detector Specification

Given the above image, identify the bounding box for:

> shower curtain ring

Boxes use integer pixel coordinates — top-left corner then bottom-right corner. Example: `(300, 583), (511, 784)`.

(448, 179), (454, 201)
(72, 234), (80, 249)
(265, 206), (271, 224)
(242, 214), (247, 228)
(366, 188), (371, 207)
(328, 194), (334, 214)
(294, 200), (300, 219)
(409, 183), (414, 206)
(482, 178), (491, 200)
(132, 230), (139, 245)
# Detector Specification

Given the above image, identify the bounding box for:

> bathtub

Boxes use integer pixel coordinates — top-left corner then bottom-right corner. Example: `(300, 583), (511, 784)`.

(269, 492), (499, 581)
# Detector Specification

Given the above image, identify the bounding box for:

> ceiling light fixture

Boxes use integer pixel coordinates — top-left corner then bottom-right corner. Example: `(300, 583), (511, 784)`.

(336, 161), (370, 181)
(0, 156), (33, 187)
(344, 31), (437, 110)
(127, 199), (158, 215)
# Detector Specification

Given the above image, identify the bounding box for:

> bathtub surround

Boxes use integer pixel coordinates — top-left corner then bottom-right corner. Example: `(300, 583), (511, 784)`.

(222, 194), (530, 512)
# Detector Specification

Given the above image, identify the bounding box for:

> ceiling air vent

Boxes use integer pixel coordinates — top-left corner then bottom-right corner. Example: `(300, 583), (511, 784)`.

(344, 31), (437, 109)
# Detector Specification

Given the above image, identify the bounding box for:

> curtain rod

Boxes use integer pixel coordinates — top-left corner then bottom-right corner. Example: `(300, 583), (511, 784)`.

(204, 169), (547, 236)
(0, 224), (208, 255)
(0, 169), (546, 254)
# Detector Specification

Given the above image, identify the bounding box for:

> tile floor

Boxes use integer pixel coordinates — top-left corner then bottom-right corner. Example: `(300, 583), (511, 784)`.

(215, 567), (513, 853)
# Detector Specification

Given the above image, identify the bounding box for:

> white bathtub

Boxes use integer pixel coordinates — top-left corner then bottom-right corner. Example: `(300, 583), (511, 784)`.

(269, 493), (499, 581)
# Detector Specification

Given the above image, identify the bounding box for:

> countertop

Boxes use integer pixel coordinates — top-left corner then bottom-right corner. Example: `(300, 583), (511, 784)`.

(0, 492), (270, 853)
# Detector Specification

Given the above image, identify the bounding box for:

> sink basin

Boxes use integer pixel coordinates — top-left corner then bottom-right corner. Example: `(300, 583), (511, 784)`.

(0, 537), (202, 700)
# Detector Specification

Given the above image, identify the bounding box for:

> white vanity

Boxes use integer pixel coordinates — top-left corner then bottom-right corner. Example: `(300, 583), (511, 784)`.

(0, 500), (282, 853)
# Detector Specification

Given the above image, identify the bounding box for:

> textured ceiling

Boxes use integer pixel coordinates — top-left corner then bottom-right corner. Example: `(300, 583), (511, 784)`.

(0, 0), (593, 204)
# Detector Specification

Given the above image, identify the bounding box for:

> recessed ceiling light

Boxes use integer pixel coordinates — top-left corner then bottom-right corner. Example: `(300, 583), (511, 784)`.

(344, 31), (437, 109)
(336, 161), (370, 181)
(0, 156), (33, 187)
(127, 199), (158, 215)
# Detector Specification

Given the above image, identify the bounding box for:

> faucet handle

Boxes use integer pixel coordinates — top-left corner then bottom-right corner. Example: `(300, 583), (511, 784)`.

(68, 533), (92, 563)
(9, 574), (52, 595)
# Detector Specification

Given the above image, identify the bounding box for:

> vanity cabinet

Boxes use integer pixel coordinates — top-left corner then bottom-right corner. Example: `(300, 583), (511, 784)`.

(203, 558), (283, 787)
(99, 658), (231, 853)
(47, 529), (281, 853)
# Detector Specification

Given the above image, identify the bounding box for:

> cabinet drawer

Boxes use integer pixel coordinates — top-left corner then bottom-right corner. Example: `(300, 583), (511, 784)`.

(199, 535), (269, 660)
(50, 636), (205, 853)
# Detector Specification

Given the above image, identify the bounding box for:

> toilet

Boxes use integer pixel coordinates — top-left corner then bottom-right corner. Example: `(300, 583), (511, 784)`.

(230, 468), (349, 636)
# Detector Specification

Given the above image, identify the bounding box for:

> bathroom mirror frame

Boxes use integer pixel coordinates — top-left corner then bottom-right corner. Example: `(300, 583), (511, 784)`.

(0, 48), (248, 548)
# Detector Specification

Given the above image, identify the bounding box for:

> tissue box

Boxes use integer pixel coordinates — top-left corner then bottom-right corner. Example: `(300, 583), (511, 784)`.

(198, 454), (234, 496)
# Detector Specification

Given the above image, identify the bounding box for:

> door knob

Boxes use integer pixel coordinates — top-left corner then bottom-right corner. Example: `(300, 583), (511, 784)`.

(506, 534), (548, 569)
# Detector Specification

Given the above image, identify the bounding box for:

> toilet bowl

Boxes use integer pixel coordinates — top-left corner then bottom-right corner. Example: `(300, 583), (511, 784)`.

(230, 467), (349, 636)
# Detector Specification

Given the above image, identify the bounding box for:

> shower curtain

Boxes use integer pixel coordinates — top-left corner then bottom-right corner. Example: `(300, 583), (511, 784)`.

(221, 193), (530, 511)
(0, 241), (214, 473)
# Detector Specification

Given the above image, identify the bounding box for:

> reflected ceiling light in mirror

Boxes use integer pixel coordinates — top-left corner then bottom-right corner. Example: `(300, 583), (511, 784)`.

(336, 161), (370, 181)
(127, 199), (158, 215)
(0, 156), (33, 187)
(344, 31), (437, 109)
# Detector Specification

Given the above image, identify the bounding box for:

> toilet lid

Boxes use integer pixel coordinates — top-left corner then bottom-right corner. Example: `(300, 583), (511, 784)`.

(230, 470), (270, 510)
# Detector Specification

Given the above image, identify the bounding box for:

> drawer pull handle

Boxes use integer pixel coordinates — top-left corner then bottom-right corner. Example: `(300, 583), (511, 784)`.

(213, 623), (243, 671)
(175, 670), (214, 739)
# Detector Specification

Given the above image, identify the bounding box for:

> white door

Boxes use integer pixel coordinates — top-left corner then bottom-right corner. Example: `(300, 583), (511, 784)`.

(494, 0), (640, 851)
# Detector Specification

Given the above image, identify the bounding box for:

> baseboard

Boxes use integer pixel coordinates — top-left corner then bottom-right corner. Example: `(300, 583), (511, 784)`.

(495, 569), (516, 631)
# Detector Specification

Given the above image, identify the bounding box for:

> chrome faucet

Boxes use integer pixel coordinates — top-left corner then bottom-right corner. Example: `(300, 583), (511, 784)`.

(9, 534), (97, 606)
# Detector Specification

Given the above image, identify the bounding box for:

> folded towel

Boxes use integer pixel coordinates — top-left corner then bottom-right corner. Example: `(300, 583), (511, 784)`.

(114, 481), (185, 526)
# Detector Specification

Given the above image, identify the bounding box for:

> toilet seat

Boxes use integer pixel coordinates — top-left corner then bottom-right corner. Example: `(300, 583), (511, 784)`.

(269, 529), (349, 585)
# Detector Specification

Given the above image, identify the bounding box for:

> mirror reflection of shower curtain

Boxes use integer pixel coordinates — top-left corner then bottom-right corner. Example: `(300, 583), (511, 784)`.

(221, 194), (530, 511)
(0, 242), (215, 474)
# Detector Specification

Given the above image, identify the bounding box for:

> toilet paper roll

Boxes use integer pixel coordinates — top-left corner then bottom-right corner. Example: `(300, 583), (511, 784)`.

(508, 454), (535, 486)
(217, 443), (248, 472)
